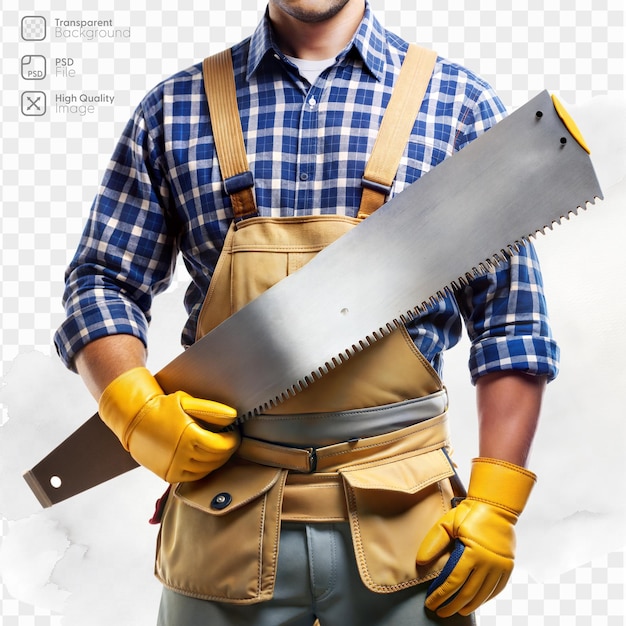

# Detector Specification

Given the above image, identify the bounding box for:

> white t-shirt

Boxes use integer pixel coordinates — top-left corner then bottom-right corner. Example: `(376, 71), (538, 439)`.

(285, 55), (336, 84)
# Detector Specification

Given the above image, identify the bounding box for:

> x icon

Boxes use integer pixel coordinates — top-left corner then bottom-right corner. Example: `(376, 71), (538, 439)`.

(21, 91), (46, 116)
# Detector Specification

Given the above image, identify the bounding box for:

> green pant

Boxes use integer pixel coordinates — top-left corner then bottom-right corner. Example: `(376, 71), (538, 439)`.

(157, 522), (475, 626)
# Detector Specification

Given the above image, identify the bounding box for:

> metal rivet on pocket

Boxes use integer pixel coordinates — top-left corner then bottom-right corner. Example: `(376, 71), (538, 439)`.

(210, 492), (232, 510)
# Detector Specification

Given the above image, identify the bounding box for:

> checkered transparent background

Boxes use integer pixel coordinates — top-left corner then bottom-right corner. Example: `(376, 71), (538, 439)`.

(1, 0), (624, 623)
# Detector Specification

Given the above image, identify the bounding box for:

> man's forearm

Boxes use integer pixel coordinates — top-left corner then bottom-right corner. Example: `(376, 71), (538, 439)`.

(475, 371), (546, 467)
(74, 334), (147, 400)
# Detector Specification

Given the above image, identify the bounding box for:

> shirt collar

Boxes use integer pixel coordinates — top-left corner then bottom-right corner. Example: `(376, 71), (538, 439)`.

(246, 2), (389, 82)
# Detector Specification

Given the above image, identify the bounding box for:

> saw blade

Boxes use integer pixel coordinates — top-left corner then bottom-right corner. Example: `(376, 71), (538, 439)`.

(156, 90), (602, 418)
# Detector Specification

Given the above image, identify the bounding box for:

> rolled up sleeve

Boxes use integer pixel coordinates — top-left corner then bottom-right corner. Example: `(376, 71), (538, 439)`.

(54, 100), (177, 370)
(457, 240), (560, 383)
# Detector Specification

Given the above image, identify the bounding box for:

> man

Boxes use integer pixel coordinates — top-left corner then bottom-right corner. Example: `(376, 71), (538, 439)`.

(54, 1), (559, 624)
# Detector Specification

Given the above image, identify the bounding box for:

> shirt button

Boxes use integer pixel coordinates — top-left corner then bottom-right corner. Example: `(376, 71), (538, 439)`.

(299, 172), (309, 181)
(308, 97), (317, 108)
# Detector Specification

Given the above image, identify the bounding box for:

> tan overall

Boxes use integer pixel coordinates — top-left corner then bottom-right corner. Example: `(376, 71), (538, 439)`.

(155, 46), (461, 604)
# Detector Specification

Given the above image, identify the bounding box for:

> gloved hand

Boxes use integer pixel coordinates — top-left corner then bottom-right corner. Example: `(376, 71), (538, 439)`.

(415, 457), (536, 617)
(98, 366), (240, 483)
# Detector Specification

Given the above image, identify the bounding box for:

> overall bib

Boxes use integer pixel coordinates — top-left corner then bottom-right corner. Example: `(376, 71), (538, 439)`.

(155, 47), (470, 622)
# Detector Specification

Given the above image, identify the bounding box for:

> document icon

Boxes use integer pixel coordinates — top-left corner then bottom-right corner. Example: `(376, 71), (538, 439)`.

(21, 55), (47, 80)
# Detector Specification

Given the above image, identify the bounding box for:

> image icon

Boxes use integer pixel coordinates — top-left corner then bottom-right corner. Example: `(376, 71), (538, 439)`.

(21, 91), (47, 116)
(21, 55), (47, 80)
(21, 15), (47, 41)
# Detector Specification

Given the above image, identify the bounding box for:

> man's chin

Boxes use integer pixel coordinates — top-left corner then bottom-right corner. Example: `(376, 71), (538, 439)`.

(269, 0), (353, 24)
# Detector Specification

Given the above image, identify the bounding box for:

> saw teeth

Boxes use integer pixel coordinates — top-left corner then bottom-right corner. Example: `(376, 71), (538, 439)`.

(239, 193), (604, 424)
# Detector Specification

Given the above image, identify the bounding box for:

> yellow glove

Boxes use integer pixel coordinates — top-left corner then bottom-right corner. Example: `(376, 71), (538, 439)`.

(415, 457), (536, 617)
(98, 367), (240, 483)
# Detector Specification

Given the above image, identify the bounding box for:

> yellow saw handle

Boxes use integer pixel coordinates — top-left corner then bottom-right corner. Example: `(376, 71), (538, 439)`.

(551, 94), (591, 154)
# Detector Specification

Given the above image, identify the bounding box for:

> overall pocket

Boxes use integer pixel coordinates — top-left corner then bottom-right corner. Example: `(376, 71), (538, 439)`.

(340, 447), (457, 593)
(155, 459), (287, 603)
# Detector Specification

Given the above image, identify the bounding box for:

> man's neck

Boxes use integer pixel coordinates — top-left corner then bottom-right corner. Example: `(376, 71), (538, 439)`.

(268, 0), (365, 60)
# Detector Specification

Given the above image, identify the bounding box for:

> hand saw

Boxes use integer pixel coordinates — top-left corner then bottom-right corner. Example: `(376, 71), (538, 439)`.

(23, 91), (602, 507)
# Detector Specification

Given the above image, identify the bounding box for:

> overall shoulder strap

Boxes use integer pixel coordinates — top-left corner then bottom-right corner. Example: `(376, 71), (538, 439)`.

(203, 50), (258, 220)
(358, 45), (438, 218)
(203, 45), (437, 220)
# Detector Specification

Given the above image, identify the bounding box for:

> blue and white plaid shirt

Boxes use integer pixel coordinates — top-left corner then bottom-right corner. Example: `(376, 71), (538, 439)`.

(55, 4), (559, 383)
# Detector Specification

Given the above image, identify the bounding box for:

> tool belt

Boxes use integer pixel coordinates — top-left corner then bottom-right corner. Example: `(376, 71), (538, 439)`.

(155, 412), (461, 604)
